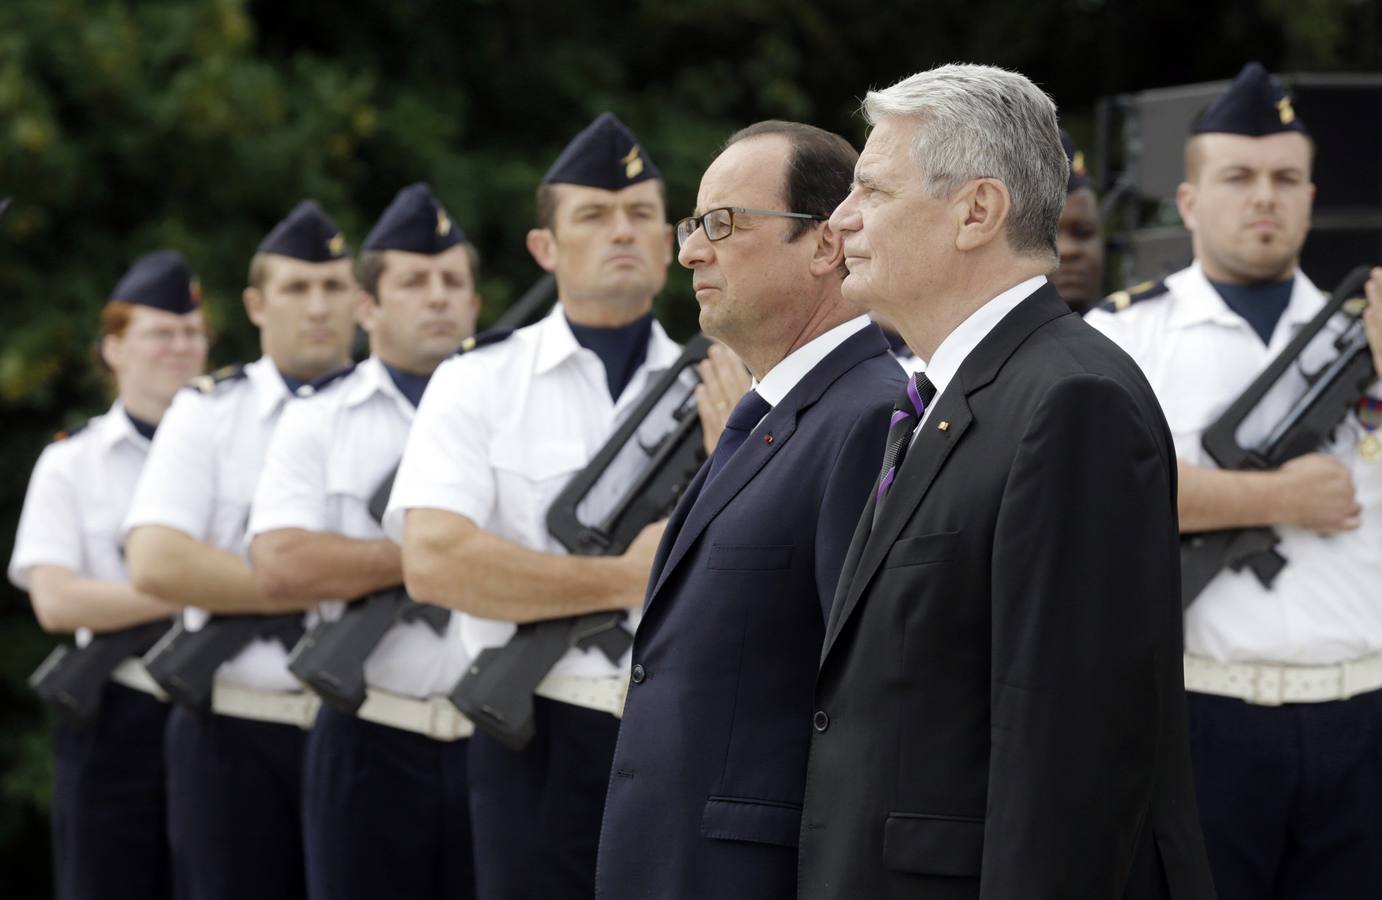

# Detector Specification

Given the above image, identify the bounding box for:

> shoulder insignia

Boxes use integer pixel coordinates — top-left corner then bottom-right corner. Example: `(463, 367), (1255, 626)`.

(187, 363), (247, 394)
(1097, 279), (1169, 314)
(299, 362), (357, 397)
(458, 327), (515, 356)
(51, 419), (92, 443)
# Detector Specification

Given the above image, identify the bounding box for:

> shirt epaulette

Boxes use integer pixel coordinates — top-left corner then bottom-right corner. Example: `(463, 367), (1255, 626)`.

(457, 327), (514, 356)
(186, 363), (248, 395)
(50, 419), (92, 443)
(1098, 279), (1170, 314)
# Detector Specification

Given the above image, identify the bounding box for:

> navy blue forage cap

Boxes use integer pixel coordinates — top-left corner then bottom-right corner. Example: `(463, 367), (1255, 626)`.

(542, 112), (661, 190)
(111, 250), (200, 314)
(1194, 62), (1308, 137)
(1059, 128), (1090, 193)
(362, 182), (464, 254)
(257, 200), (351, 261)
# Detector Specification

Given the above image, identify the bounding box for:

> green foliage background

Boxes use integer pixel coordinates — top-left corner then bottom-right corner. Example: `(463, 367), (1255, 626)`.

(1, 0), (1378, 892)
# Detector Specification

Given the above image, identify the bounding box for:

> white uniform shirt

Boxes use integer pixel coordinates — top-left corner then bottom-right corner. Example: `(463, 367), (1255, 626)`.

(1086, 262), (1382, 665)
(384, 305), (683, 680)
(247, 355), (468, 698)
(9, 403), (152, 648)
(122, 356), (304, 691)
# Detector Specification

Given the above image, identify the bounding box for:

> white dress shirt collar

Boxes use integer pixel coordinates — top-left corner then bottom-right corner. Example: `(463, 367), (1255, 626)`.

(921, 275), (1047, 400)
(753, 315), (871, 407)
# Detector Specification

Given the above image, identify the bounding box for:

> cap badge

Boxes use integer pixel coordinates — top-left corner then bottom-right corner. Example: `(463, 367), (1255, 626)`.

(328, 233), (346, 257)
(436, 209), (452, 237)
(621, 145), (644, 180)
(189, 279), (203, 303)
(1277, 97), (1295, 125)
(1072, 150), (1087, 177)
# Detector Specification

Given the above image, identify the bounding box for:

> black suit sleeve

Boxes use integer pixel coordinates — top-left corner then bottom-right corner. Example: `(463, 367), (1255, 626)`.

(813, 404), (892, 624)
(981, 372), (1178, 898)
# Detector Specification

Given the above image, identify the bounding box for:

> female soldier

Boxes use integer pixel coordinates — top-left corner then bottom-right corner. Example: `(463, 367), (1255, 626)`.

(8, 250), (207, 900)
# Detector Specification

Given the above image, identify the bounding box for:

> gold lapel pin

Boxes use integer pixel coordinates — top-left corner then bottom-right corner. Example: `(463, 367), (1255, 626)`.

(938, 421), (950, 431)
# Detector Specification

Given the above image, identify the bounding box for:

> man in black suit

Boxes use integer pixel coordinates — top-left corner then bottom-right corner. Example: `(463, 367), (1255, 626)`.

(595, 121), (904, 899)
(797, 64), (1217, 899)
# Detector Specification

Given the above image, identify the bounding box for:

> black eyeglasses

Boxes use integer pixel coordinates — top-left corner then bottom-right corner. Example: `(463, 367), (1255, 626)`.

(674, 207), (826, 248)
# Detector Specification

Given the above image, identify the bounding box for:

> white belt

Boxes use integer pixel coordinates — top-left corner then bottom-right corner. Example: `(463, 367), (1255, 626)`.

(534, 674), (628, 718)
(1184, 652), (1382, 706)
(357, 689), (473, 742)
(110, 658), (168, 701)
(211, 682), (321, 729)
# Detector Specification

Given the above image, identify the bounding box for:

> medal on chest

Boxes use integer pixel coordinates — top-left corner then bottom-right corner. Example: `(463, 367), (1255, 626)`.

(1357, 397), (1382, 462)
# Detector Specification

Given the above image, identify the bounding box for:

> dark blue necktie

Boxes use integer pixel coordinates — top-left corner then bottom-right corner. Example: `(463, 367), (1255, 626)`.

(704, 389), (772, 485)
(874, 373), (937, 521)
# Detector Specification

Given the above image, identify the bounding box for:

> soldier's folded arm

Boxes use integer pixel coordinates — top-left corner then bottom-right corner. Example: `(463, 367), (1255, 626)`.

(1177, 453), (1360, 533)
(125, 523), (315, 614)
(27, 564), (177, 634)
(401, 508), (658, 622)
(251, 528), (402, 606)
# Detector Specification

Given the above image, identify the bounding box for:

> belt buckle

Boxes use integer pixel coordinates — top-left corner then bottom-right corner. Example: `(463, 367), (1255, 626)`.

(427, 699), (461, 741)
(299, 693), (322, 729)
(1250, 663), (1285, 706)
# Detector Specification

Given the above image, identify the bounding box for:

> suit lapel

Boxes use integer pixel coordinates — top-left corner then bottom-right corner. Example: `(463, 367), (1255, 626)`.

(645, 325), (892, 609)
(819, 284), (1073, 664)
(821, 391), (973, 659)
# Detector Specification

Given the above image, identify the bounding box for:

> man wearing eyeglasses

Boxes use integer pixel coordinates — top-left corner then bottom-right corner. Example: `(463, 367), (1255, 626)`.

(595, 120), (904, 900)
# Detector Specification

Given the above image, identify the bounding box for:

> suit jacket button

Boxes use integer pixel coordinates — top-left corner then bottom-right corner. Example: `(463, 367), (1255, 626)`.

(631, 664), (646, 684)
(813, 710), (829, 732)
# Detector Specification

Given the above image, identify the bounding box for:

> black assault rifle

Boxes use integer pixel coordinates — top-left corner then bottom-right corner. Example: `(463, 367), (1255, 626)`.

(29, 619), (172, 724)
(142, 613), (306, 710)
(449, 335), (713, 749)
(1181, 265), (1378, 606)
(286, 466), (451, 712)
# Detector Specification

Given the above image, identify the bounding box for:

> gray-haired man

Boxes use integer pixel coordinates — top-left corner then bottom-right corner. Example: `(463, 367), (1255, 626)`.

(797, 64), (1216, 899)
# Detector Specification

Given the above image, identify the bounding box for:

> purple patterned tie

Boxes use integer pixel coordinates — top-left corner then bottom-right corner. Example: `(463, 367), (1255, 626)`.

(704, 389), (772, 485)
(875, 372), (937, 505)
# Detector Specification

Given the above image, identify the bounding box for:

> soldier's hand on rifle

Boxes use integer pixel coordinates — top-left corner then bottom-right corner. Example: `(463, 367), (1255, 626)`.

(1364, 266), (1382, 378)
(1275, 453), (1361, 533)
(695, 343), (753, 455)
(618, 520), (668, 607)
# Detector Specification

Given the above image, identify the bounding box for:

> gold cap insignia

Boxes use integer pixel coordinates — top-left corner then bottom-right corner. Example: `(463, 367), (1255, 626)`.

(1072, 150), (1087, 177)
(328, 233), (346, 257)
(621, 145), (644, 180)
(437, 209), (451, 237)
(189, 279), (203, 304)
(1277, 97), (1295, 125)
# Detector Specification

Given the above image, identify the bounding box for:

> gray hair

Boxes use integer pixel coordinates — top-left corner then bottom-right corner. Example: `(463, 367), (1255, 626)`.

(863, 63), (1068, 261)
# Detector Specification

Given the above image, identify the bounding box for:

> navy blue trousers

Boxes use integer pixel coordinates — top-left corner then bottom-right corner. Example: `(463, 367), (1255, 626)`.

(1188, 689), (1382, 900)
(302, 704), (475, 899)
(163, 705), (306, 900)
(467, 697), (620, 900)
(51, 683), (171, 900)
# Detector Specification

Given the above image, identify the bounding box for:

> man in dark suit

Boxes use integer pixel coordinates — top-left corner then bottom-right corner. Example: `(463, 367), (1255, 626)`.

(595, 120), (904, 899)
(797, 65), (1217, 899)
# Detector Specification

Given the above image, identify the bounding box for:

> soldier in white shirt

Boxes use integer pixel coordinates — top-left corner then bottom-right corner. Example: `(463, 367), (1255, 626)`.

(122, 202), (356, 900)
(385, 113), (694, 898)
(9, 251), (206, 900)
(249, 183), (487, 900)
(1087, 63), (1382, 899)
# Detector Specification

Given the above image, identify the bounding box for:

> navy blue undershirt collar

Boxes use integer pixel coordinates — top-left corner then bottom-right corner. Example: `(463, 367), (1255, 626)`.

(279, 372), (307, 395)
(566, 312), (654, 401)
(124, 409), (157, 441)
(382, 362), (432, 408)
(1208, 277), (1294, 346)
